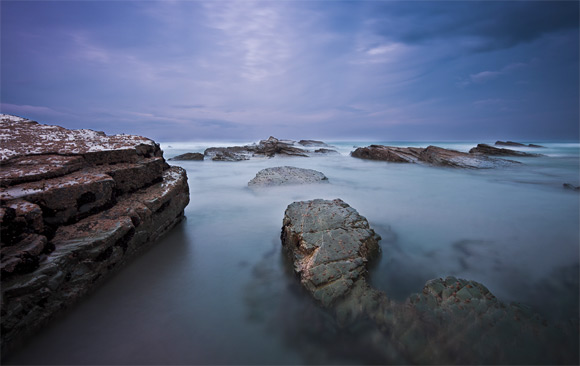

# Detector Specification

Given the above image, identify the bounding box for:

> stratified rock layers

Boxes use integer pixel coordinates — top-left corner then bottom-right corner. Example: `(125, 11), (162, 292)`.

(281, 199), (578, 364)
(0, 115), (190, 355)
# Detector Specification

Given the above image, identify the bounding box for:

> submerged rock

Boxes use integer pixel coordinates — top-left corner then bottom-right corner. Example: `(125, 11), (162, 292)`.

(469, 143), (542, 157)
(169, 152), (204, 161)
(496, 141), (545, 148)
(280, 198), (579, 364)
(248, 166), (328, 187)
(351, 145), (517, 169)
(0, 114), (190, 356)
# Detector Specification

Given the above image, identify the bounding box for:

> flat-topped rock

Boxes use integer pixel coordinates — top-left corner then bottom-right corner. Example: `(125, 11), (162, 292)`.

(248, 166), (328, 187)
(470, 143), (543, 157)
(0, 114), (160, 164)
(0, 115), (190, 356)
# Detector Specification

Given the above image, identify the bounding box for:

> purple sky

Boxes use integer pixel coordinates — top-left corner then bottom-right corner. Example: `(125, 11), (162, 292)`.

(1, 1), (578, 142)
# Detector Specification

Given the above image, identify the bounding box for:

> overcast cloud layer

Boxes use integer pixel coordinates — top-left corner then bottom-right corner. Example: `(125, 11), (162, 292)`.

(1, 1), (578, 141)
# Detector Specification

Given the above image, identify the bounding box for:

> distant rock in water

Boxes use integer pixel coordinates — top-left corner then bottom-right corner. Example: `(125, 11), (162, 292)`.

(469, 144), (542, 157)
(563, 183), (580, 191)
(496, 141), (545, 148)
(350, 145), (422, 163)
(314, 148), (339, 155)
(298, 139), (329, 147)
(351, 145), (518, 168)
(0, 114), (190, 356)
(280, 198), (579, 364)
(248, 166), (328, 188)
(204, 136), (336, 161)
(169, 152), (204, 161)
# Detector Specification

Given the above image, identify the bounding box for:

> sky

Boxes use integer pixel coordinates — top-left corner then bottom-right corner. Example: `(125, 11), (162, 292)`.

(1, 0), (579, 142)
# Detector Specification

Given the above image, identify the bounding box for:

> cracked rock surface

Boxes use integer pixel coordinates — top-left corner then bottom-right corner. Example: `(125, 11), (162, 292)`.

(0, 114), (190, 356)
(281, 198), (578, 364)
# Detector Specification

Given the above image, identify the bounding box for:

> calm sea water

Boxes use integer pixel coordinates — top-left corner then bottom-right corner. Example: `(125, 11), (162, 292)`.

(6, 141), (579, 364)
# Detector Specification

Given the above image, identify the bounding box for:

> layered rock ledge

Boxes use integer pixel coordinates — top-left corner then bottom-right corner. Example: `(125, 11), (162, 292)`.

(281, 199), (578, 364)
(248, 166), (329, 188)
(495, 141), (544, 148)
(469, 143), (543, 157)
(204, 136), (338, 161)
(351, 145), (519, 168)
(0, 115), (190, 355)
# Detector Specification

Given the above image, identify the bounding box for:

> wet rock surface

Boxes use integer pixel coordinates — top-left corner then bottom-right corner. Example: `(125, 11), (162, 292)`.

(204, 136), (337, 161)
(169, 152), (204, 161)
(281, 198), (579, 364)
(563, 183), (580, 191)
(248, 166), (328, 188)
(469, 143), (543, 157)
(281, 199), (381, 307)
(0, 114), (190, 356)
(351, 144), (519, 168)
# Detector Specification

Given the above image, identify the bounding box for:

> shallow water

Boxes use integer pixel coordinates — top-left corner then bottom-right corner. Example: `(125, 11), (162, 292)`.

(6, 141), (579, 364)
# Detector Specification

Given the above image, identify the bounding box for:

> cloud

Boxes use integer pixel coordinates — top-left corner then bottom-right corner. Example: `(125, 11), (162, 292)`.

(368, 1), (579, 53)
(461, 62), (528, 85)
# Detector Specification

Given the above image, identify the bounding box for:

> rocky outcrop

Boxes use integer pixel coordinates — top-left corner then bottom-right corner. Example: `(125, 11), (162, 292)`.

(204, 137), (337, 161)
(350, 145), (422, 163)
(298, 140), (329, 147)
(169, 152), (204, 161)
(0, 114), (190, 355)
(351, 145), (518, 168)
(469, 143), (543, 157)
(281, 199), (381, 307)
(248, 166), (328, 188)
(281, 199), (578, 364)
(496, 141), (544, 148)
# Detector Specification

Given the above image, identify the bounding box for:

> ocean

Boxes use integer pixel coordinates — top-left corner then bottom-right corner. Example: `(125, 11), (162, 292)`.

(6, 141), (579, 364)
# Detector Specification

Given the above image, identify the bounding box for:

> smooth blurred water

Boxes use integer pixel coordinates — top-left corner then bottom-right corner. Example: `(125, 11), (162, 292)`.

(6, 141), (579, 364)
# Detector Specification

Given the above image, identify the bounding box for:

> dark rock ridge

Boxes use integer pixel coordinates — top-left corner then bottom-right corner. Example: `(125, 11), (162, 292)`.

(351, 145), (518, 168)
(169, 152), (204, 161)
(0, 114), (190, 356)
(281, 199), (578, 364)
(248, 166), (329, 188)
(204, 136), (338, 161)
(496, 141), (545, 148)
(469, 143), (543, 157)
(563, 183), (580, 191)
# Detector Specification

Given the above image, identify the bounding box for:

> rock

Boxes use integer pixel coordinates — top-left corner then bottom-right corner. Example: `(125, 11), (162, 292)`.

(314, 148), (339, 155)
(469, 144), (542, 157)
(281, 199), (381, 307)
(280, 199), (578, 364)
(298, 140), (329, 147)
(248, 166), (329, 188)
(351, 145), (518, 169)
(255, 136), (309, 158)
(563, 183), (580, 191)
(496, 141), (545, 148)
(351, 145), (422, 163)
(203, 136), (333, 161)
(169, 152), (204, 161)
(0, 114), (190, 356)
(204, 146), (257, 161)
